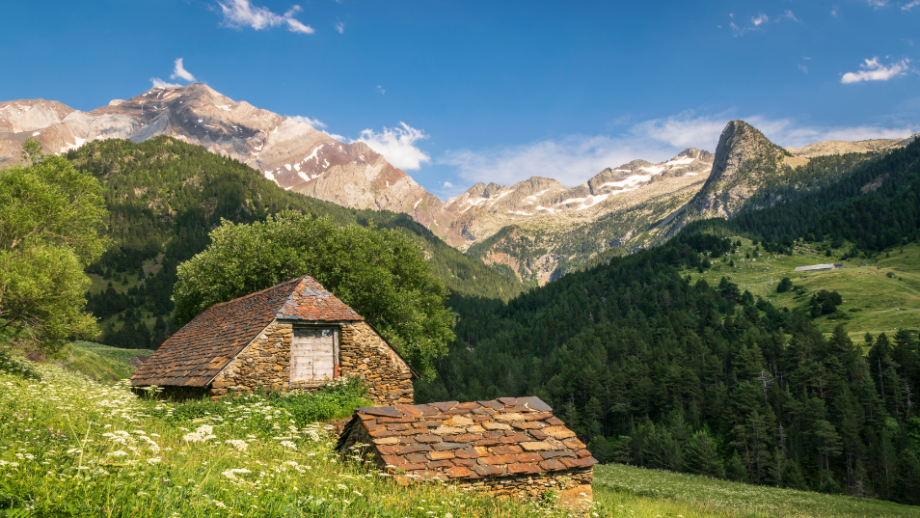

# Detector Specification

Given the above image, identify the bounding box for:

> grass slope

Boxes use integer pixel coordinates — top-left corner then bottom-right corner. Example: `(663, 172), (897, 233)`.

(681, 239), (920, 341)
(55, 342), (155, 381)
(0, 362), (585, 518)
(594, 464), (920, 517)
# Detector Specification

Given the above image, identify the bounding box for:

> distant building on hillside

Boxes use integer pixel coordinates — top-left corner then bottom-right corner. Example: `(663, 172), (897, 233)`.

(130, 275), (417, 403)
(337, 397), (597, 509)
(794, 263), (842, 272)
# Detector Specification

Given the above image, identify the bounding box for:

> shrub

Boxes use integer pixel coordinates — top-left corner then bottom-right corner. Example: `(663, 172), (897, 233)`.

(0, 349), (41, 380)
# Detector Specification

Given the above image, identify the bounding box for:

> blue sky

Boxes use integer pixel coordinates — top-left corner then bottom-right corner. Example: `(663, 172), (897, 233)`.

(2, 0), (918, 198)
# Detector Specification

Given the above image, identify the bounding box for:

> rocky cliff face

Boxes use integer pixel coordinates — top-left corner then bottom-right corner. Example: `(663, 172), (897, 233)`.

(667, 120), (789, 229)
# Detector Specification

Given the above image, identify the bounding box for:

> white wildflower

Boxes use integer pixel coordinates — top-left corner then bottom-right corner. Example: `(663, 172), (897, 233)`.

(108, 451), (129, 458)
(279, 441), (297, 451)
(225, 440), (248, 452)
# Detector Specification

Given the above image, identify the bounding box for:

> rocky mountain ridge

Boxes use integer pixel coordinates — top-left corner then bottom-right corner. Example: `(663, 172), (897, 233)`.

(0, 84), (446, 229)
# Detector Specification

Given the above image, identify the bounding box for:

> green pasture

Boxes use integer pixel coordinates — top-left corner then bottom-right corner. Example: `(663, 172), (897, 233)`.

(682, 240), (920, 341)
(594, 463), (920, 517)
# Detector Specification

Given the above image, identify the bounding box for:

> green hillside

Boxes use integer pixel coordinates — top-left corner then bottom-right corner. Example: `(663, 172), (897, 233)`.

(56, 341), (153, 381)
(67, 137), (524, 349)
(681, 239), (920, 342)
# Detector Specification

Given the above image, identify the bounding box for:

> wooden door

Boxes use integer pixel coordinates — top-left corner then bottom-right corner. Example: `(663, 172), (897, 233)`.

(291, 328), (335, 382)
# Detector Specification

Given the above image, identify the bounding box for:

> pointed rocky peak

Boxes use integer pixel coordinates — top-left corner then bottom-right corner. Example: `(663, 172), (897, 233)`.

(481, 182), (505, 198)
(675, 147), (714, 162)
(707, 120), (787, 187)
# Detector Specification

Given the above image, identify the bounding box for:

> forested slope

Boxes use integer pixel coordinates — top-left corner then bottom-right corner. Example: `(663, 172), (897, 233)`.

(67, 137), (523, 349)
(420, 137), (920, 503)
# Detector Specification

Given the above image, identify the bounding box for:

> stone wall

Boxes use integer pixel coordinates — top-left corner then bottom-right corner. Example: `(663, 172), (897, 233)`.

(453, 468), (593, 510)
(209, 320), (414, 405)
(211, 321), (292, 397)
(339, 322), (414, 406)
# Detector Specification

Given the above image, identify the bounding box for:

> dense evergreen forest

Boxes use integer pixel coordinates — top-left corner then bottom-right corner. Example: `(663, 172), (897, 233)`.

(420, 139), (920, 503)
(68, 137), (524, 349)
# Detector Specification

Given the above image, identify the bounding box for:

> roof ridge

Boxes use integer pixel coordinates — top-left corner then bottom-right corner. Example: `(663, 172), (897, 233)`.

(209, 275), (308, 310)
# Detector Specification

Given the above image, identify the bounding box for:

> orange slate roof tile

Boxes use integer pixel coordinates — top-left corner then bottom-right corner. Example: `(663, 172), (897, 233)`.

(337, 397), (597, 482)
(130, 275), (362, 388)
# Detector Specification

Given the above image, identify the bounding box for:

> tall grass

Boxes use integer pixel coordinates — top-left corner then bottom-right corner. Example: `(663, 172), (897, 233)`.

(0, 361), (595, 517)
(594, 464), (920, 518)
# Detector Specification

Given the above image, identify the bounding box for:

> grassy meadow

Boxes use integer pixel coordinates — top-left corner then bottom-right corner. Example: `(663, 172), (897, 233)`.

(593, 464), (920, 518)
(0, 352), (595, 518)
(680, 239), (920, 342)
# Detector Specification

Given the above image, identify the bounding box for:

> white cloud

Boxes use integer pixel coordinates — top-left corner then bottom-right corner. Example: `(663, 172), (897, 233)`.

(841, 57), (910, 83)
(443, 181), (455, 189)
(903, 0), (920, 10)
(831, 5), (840, 16)
(287, 115), (326, 128)
(377, 85), (385, 95)
(336, 22), (345, 34)
(798, 64), (809, 73)
(170, 58), (196, 82)
(752, 14), (769, 26)
(355, 122), (430, 170)
(865, 0), (889, 7)
(323, 130), (346, 141)
(216, 0), (314, 34)
(780, 10), (800, 22)
(439, 111), (915, 188)
(150, 78), (182, 89)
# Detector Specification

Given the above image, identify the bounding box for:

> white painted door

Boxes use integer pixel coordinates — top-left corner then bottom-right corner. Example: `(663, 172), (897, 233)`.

(291, 329), (335, 382)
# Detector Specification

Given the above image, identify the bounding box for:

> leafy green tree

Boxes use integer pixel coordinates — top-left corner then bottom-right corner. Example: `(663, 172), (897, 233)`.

(0, 142), (108, 353)
(172, 211), (454, 378)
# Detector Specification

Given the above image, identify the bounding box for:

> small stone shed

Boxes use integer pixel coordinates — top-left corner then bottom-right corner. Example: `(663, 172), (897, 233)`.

(130, 275), (418, 404)
(337, 397), (597, 506)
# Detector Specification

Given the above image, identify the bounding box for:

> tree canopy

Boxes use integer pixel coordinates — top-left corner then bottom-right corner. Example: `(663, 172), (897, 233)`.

(172, 211), (455, 379)
(0, 142), (108, 352)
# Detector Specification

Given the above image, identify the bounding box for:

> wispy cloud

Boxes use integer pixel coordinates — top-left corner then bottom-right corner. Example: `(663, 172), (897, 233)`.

(731, 13), (769, 35)
(439, 111), (915, 188)
(377, 85), (386, 96)
(335, 22), (345, 34)
(287, 115), (326, 128)
(865, 0), (889, 7)
(356, 123), (430, 170)
(831, 5), (840, 16)
(798, 64), (809, 73)
(170, 58), (196, 82)
(903, 0), (920, 10)
(780, 10), (800, 22)
(150, 78), (182, 89)
(841, 57), (911, 83)
(216, 0), (314, 34)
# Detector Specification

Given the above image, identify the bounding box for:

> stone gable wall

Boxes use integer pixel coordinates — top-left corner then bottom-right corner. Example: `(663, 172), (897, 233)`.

(211, 321), (292, 396)
(339, 322), (414, 406)
(209, 320), (414, 405)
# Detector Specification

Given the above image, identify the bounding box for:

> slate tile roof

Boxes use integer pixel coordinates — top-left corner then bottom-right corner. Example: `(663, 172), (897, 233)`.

(337, 397), (597, 482)
(130, 275), (362, 388)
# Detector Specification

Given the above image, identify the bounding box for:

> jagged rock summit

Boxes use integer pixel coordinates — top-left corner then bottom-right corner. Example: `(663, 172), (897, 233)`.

(0, 84), (446, 229)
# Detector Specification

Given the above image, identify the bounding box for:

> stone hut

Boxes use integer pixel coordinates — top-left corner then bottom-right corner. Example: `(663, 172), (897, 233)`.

(336, 397), (597, 507)
(130, 275), (418, 404)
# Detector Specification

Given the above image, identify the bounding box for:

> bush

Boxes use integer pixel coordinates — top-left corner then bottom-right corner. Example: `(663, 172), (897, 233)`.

(777, 277), (794, 293)
(0, 349), (41, 380)
(819, 478), (844, 495)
